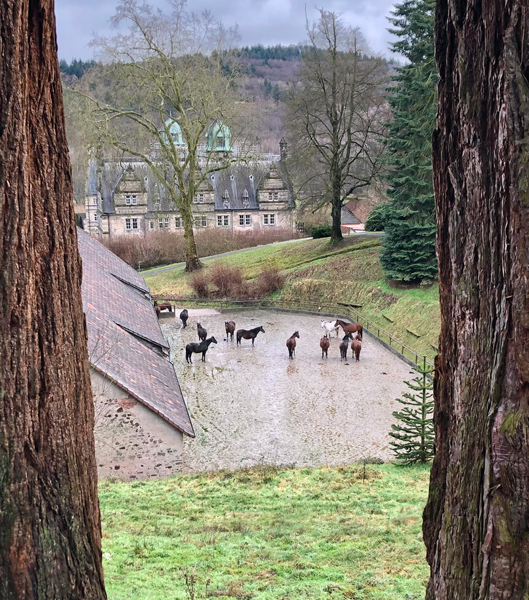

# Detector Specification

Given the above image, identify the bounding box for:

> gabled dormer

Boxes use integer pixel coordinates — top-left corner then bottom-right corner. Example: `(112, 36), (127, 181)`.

(114, 165), (148, 215)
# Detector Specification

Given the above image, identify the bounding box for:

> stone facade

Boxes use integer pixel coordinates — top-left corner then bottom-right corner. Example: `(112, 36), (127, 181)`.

(91, 370), (183, 480)
(84, 138), (295, 239)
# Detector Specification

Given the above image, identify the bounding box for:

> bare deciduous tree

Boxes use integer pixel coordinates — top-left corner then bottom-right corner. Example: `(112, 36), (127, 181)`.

(85, 0), (251, 271)
(286, 10), (389, 242)
(0, 0), (106, 597)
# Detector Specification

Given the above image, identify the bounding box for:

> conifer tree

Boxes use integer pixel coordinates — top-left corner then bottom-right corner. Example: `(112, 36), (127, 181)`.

(381, 0), (438, 282)
(389, 357), (434, 464)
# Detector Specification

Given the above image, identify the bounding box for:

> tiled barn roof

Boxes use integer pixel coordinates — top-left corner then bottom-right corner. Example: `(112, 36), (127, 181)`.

(78, 230), (194, 437)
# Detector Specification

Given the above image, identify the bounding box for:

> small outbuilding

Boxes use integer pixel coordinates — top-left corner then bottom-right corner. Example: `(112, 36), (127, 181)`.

(78, 230), (194, 480)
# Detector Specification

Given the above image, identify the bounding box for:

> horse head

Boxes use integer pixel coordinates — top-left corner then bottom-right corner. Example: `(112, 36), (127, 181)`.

(210, 336), (218, 344)
(259, 326), (265, 333)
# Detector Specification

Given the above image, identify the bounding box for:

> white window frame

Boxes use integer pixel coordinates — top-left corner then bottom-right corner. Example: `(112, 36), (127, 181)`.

(239, 214), (252, 226)
(273, 192), (279, 201)
(175, 217), (183, 228)
(149, 221), (154, 230)
(263, 214), (276, 226)
(132, 195), (138, 205)
(125, 195), (131, 206)
(158, 218), (164, 229)
(194, 216), (207, 228)
(132, 218), (139, 230)
(125, 218), (132, 231)
(164, 217), (170, 228)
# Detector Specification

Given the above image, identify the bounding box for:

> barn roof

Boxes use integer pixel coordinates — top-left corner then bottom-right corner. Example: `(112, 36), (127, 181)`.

(78, 230), (194, 437)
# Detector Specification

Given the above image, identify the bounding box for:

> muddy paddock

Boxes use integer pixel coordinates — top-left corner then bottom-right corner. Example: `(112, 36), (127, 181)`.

(162, 309), (414, 473)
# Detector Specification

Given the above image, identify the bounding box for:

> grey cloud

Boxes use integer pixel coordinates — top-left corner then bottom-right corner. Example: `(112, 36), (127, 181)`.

(55, 0), (399, 61)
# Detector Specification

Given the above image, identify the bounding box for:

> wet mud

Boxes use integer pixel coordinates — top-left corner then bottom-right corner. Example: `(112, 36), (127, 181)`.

(163, 310), (413, 473)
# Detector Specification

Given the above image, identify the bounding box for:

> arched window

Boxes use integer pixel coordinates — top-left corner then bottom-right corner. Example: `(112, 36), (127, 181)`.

(242, 189), (250, 208)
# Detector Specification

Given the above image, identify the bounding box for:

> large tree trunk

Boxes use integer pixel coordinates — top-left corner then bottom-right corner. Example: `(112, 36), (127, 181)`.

(423, 2), (529, 599)
(0, 1), (107, 599)
(330, 165), (343, 243)
(180, 202), (202, 272)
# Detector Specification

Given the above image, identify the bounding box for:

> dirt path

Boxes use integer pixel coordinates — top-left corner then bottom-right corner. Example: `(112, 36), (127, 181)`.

(162, 309), (413, 473)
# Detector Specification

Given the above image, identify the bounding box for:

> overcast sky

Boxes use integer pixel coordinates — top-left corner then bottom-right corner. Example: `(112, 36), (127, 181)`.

(55, 0), (400, 62)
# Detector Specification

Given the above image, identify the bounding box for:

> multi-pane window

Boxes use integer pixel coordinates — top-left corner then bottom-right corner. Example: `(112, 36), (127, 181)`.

(158, 218), (164, 229)
(94, 213), (98, 222)
(164, 217), (170, 228)
(239, 214), (251, 226)
(126, 195), (131, 205)
(125, 195), (138, 205)
(263, 214), (276, 226)
(149, 221), (154, 230)
(217, 215), (229, 227)
(132, 195), (138, 205)
(125, 218), (131, 230)
(194, 216), (207, 228)
(132, 218), (138, 230)
(175, 217), (183, 228)
(268, 192), (279, 201)
(194, 193), (205, 203)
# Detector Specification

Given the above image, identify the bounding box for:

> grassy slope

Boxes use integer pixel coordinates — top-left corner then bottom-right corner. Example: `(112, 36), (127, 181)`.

(144, 237), (441, 360)
(101, 464), (430, 600)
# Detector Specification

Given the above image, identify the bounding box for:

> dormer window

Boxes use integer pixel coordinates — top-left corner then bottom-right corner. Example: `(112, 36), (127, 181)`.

(242, 189), (250, 208)
(222, 190), (230, 208)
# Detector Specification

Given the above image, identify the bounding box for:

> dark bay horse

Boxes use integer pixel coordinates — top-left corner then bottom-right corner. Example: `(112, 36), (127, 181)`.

(335, 319), (363, 340)
(237, 326), (265, 346)
(225, 321), (236, 341)
(340, 333), (353, 361)
(320, 335), (330, 359)
(185, 336), (217, 363)
(286, 331), (300, 359)
(351, 338), (362, 362)
(180, 309), (189, 328)
(197, 322), (207, 342)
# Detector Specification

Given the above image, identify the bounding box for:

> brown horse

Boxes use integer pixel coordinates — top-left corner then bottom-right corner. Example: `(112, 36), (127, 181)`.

(237, 326), (265, 346)
(286, 331), (300, 359)
(153, 300), (173, 314)
(225, 321), (236, 341)
(335, 319), (363, 340)
(180, 309), (189, 328)
(320, 335), (330, 359)
(351, 338), (362, 362)
(340, 333), (353, 361)
(197, 322), (207, 342)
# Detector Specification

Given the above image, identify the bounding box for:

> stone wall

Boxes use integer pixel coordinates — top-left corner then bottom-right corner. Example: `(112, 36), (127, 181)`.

(91, 369), (184, 480)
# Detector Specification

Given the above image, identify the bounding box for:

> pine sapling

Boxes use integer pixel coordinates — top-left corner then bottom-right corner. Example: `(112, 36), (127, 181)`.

(389, 356), (434, 464)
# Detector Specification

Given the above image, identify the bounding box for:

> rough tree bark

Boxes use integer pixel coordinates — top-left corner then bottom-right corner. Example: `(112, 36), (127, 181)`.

(423, 2), (529, 599)
(0, 1), (107, 599)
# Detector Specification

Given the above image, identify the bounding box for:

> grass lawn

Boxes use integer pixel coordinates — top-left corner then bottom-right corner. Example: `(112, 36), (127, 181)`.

(100, 464), (430, 600)
(144, 236), (441, 360)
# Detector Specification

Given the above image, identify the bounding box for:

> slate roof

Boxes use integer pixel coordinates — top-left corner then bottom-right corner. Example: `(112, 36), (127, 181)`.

(78, 230), (194, 437)
(90, 159), (294, 214)
(341, 203), (362, 225)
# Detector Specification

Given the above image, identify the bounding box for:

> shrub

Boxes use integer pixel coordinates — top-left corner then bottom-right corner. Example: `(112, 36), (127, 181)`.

(311, 225), (333, 239)
(209, 262), (244, 297)
(189, 271), (210, 298)
(364, 203), (391, 232)
(254, 265), (285, 296)
(103, 228), (304, 270)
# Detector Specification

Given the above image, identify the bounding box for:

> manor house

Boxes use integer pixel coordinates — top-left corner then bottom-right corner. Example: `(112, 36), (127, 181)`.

(84, 125), (295, 238)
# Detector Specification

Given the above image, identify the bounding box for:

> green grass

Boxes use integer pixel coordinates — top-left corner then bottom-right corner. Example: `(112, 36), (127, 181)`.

(100, 464), (430, 599)
(144, 236), (441, 360)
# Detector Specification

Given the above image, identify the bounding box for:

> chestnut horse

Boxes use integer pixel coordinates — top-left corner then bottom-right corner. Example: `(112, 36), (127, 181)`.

(351, 338), (362, 362)
(286, 331), (300, 359)
(335, 319), (363, 340)
(225, 321), (236, 341)
(197, 322), (207, 342)
(320, 335), (330, 359)
(237, 326), (265, 346)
